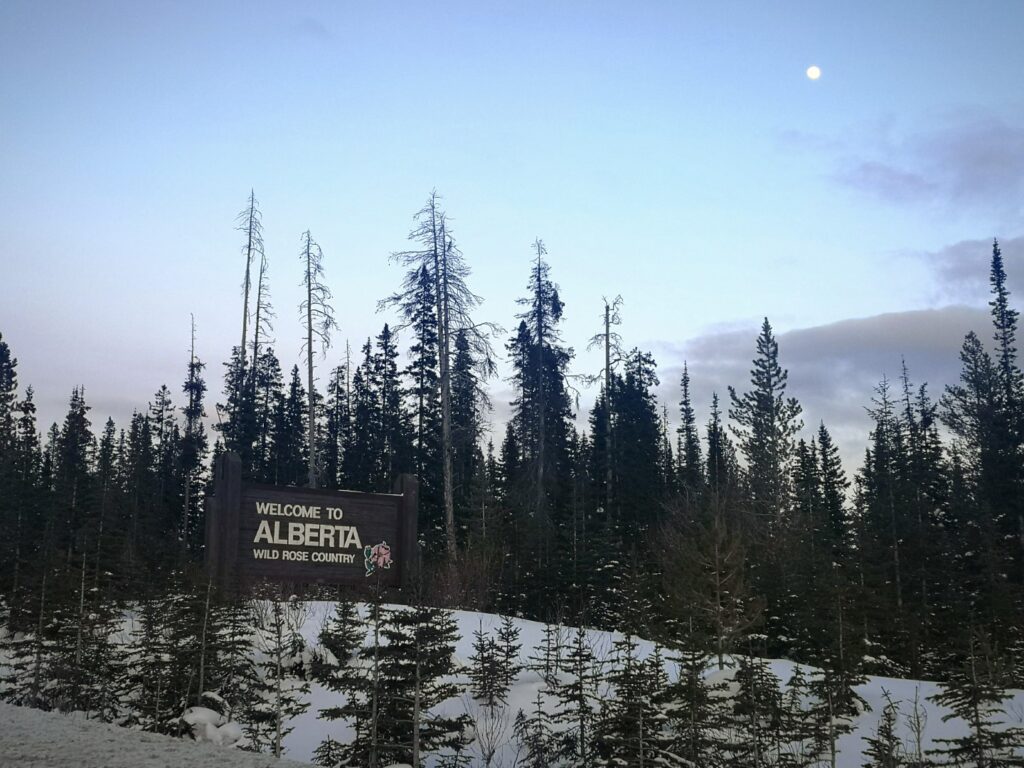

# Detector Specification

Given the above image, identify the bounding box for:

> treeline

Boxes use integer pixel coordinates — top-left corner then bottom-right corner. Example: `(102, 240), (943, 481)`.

(2, 191), (1024, 696)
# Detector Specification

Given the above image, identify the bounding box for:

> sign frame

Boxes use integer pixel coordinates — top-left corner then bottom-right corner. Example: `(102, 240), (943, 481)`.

(205, 452), (418, 590)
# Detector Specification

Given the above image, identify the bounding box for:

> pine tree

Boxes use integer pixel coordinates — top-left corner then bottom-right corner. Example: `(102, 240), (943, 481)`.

(728, 318), (803, 524)
(322, 356), (352, 489)
(320, 585), (386, 767)
(249, 595), (311, 757)
(401, 266), (442, 535)
(270, 366), (309, 486)
(514, 691), (555, 768)
(724, 652), (782, 768)
(678, 361), (704, 503)
(344, 343), (380, 492)
(468, 622), (504, 708)
(818, 422), (849, 551)
(807, 663), (864, 768)
(594, 634), (671, 766)
(314, 598), (364, 675)
(987, 238), (1024, 586)
(552, 626), (599, 766)
(180, 318), (208, 555)
(929, 627), (1024, 767)
(612, 348), (666, 539)
(252, 347), (284, 482)
(496, 614), (523, 695)
(372, 323), (412, 490)
(665, 641), (729, 767)
(451, 328), (484, 547)
(376, 602), (471, 766)
(863, 690), (904, 768)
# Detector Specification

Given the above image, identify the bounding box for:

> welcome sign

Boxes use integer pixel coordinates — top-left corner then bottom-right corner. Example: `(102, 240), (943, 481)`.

(205, 452), (418, 589)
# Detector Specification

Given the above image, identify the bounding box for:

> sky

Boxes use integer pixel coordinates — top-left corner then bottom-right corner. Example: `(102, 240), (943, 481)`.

(2, 0), (1024, 471)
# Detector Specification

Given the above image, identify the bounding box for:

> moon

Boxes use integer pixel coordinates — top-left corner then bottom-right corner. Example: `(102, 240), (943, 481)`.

(806, 65), (822, 80)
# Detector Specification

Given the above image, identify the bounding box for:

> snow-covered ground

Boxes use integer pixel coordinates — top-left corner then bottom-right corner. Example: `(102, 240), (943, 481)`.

(0, 700), (313, 767)
(287, 603), (1024, 767)
(4, 603), (1023, 766)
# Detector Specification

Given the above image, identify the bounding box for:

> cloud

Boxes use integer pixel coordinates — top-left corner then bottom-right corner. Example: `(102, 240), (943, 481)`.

(921, 234), (1024, 303)
(654, 305), (990, 471)
(836, 161), (937, 203)
(291, 16), (332, 43)
(808, 112), (1024, 216)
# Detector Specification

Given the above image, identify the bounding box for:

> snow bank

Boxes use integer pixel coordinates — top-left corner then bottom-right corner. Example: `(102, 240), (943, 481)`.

(286, 602), (1024, 767)
(0, 701), (312, 767)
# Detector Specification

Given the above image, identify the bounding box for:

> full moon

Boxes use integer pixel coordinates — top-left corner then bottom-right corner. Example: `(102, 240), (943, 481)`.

(806, 65), (822, 80)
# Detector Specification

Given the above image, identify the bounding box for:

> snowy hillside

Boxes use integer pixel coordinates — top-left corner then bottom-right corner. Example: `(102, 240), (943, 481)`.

(4, 601), (1023, 766)
(284, 603), (1024, 767)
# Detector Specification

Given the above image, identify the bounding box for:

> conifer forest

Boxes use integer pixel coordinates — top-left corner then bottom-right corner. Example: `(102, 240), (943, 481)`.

(2, 192), (1024, 767)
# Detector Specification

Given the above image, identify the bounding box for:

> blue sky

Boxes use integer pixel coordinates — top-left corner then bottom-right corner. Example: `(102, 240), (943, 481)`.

(2, 1), (1024, 467)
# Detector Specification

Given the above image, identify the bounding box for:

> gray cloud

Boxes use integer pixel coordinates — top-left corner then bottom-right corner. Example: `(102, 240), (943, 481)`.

(836, 161), (937, 203)
(291, 17), (333, 43)
(653, 305), (989, 472)
(921, 234), (1024, 303)
(484, 306), (991, 475)
(795, 112), (1024, 217)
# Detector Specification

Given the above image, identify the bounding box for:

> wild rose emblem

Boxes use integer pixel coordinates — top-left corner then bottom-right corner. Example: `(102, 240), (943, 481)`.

(364, 541), (393, 577)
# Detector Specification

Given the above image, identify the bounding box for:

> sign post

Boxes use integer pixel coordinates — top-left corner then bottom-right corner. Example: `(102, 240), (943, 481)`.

(205, 452), (418, 590)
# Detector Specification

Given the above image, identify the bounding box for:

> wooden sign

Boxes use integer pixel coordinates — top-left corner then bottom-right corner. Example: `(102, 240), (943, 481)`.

(205, 452), (418, 589)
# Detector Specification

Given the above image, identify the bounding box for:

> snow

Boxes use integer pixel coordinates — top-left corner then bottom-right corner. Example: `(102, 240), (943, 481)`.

(181, 705), (244, 746)
(0, 701), (312, 767)
(284, 603), (1024, 767)
(4, 602), (1024, 766)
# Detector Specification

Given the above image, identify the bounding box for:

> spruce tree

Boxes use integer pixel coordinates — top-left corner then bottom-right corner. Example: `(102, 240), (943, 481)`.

(376, 602), (471, 766)
(929, 627), (1024, 767)
(863, 690), (904, 768)
(728, 317), (803, 524)
(180, 321), (208, 555)
(678, 361), (704, 502)
(552, 626), (599, 766)
(249, 595), (311, 757)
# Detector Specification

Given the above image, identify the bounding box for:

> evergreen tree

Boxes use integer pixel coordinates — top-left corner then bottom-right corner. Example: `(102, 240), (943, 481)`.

(723, 652), (782, 768)
(552, 626), (599, 766)
(594, 634), (671, 766)
(495, 615), (523, 695)
(929, 627), (1024, 767)
(468, 622), (504, 708)
(322, 356), (352, 490)
(451, 328), (484, 547)
(376, 602), (471, 766)
(180, 321), (208, 555)
(665, 642), (729, 767)
(818, 422), (850, 550)
(514, 691), (555, 768)
(863, 690), (904, 768)
(249, 595), (311, 757)
(270, 366), (309, 486)
(678, 362), (704, 503)
(728, 317), (803, 524)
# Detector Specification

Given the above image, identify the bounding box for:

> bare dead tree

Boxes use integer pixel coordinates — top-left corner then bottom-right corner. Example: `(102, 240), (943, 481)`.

(381, 191), (499, 559)
(586, 296), (624, 512)
(250, 246), (275, 380)
(300, 231), (337, 488)
(235, 190), (264, 371)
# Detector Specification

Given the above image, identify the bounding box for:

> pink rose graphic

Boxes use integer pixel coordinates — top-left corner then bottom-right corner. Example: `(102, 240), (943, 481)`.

(364, 540), (393, 576)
